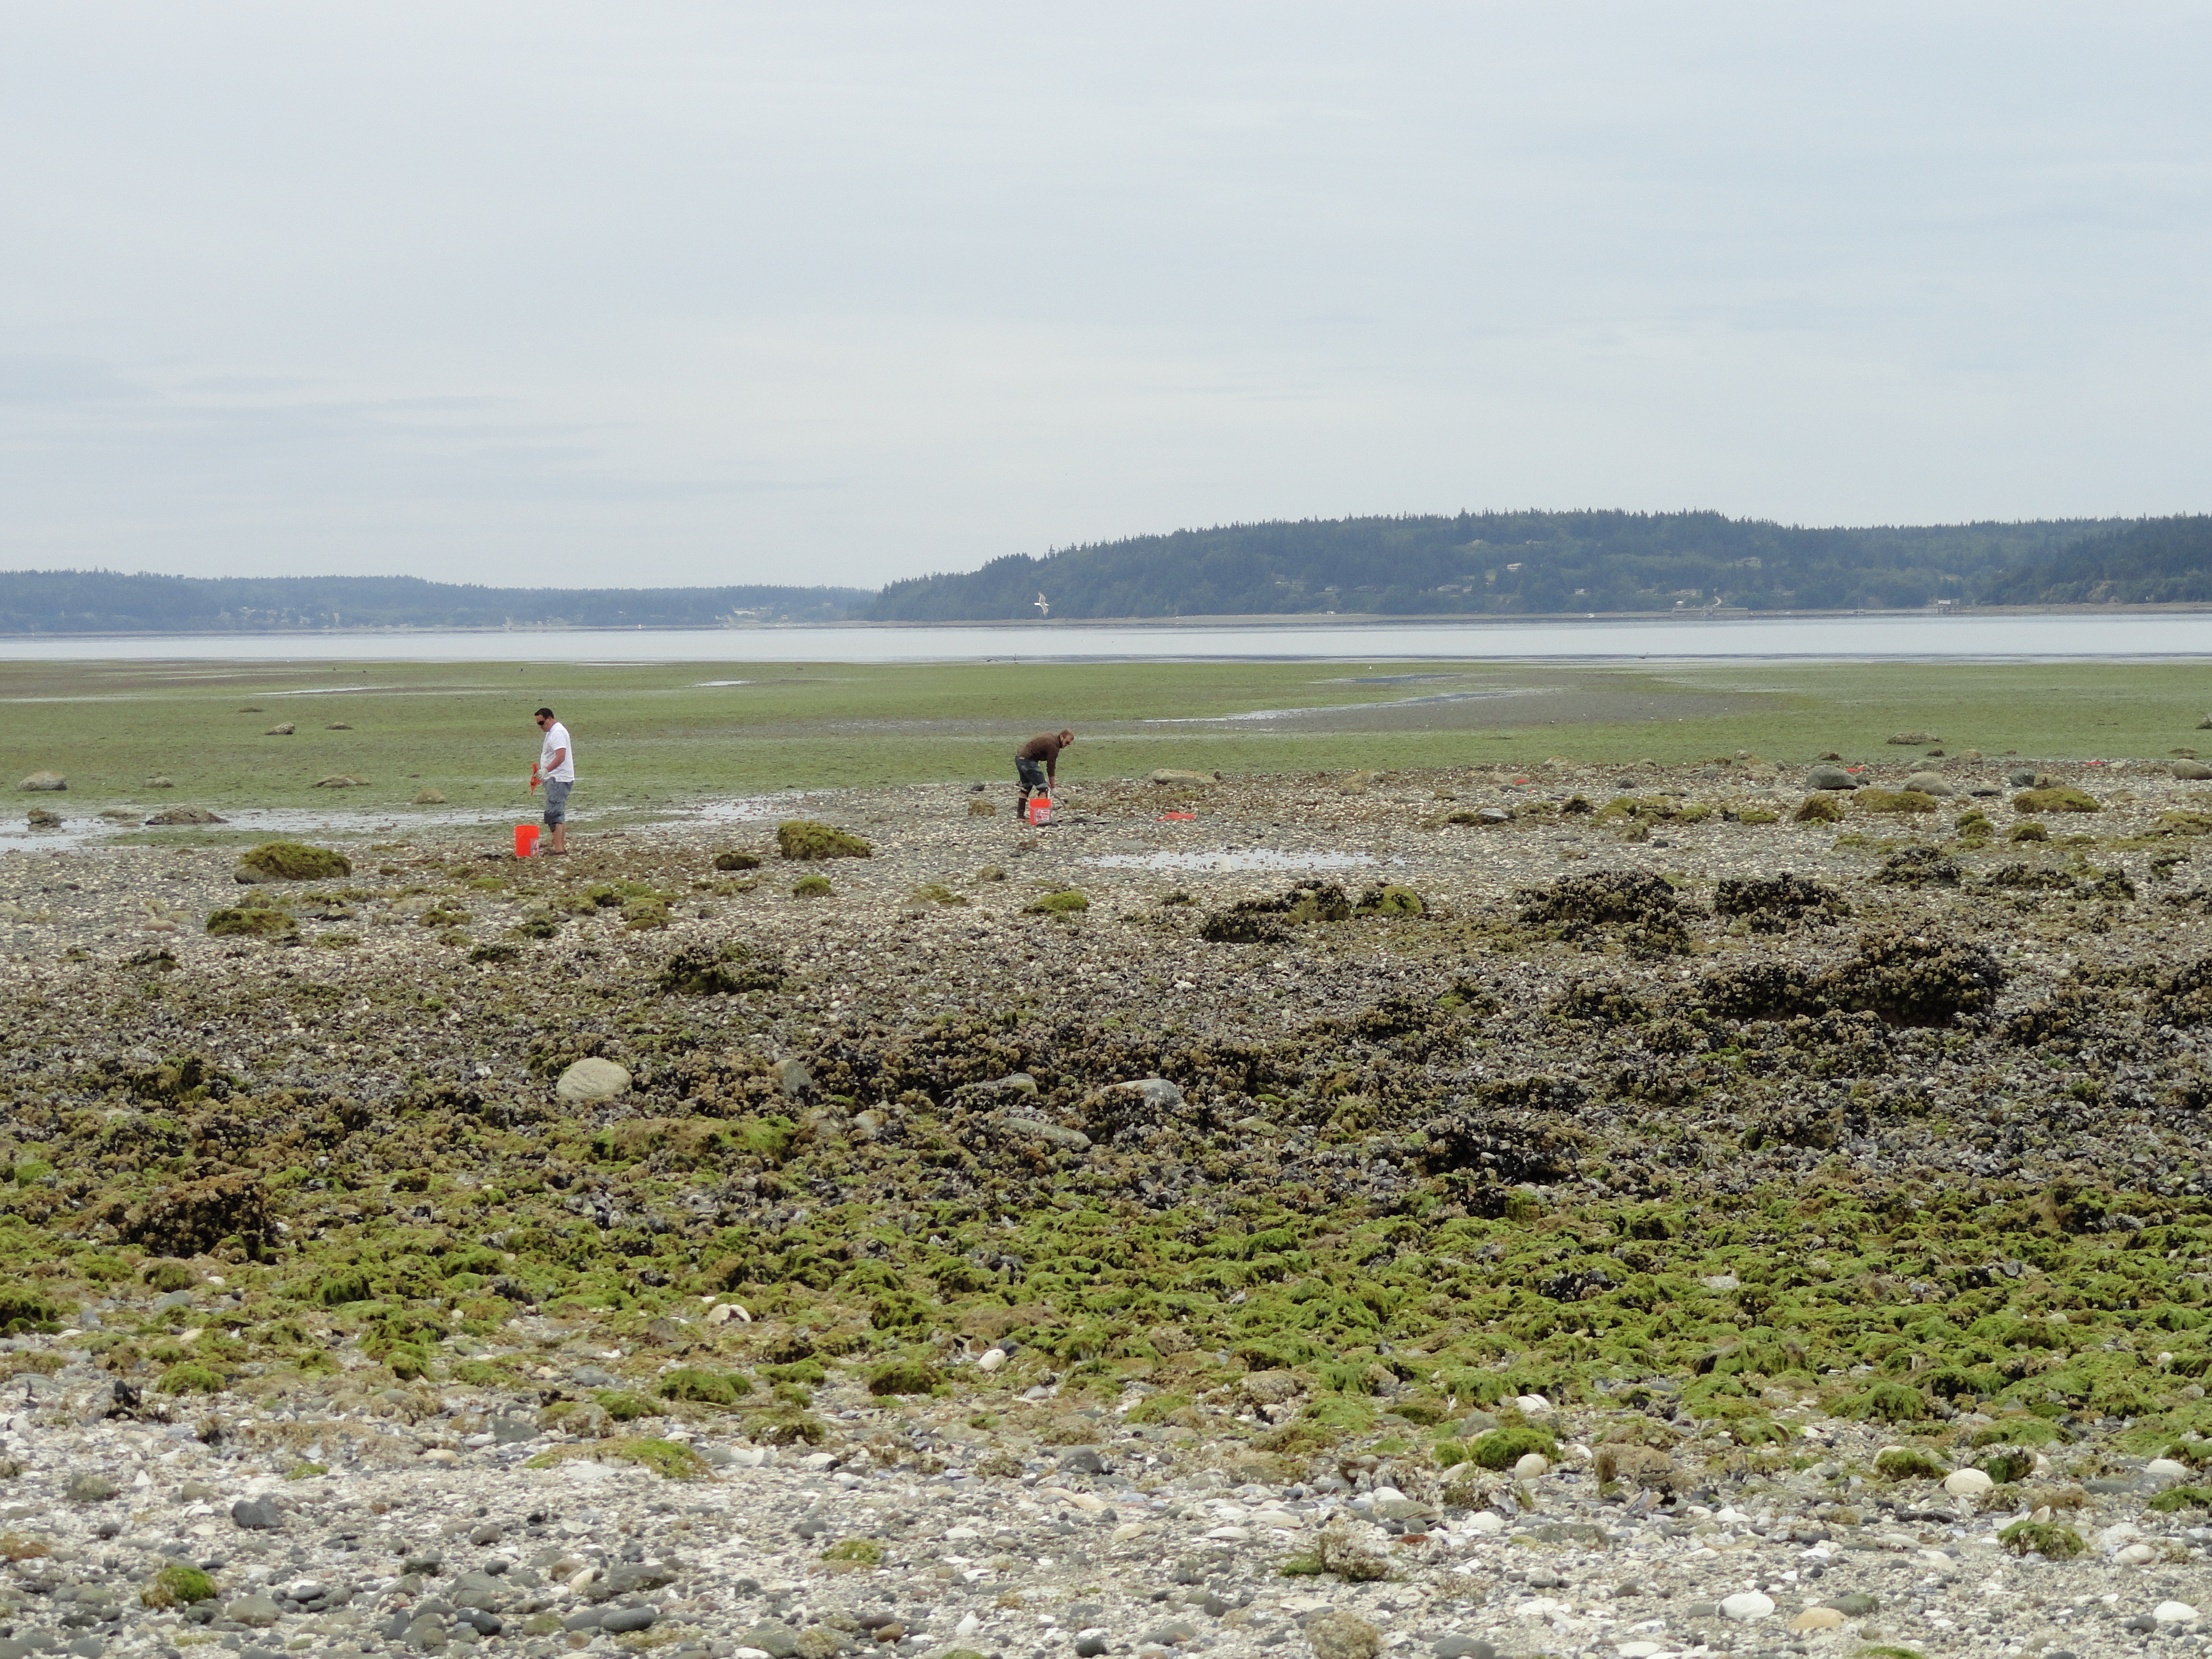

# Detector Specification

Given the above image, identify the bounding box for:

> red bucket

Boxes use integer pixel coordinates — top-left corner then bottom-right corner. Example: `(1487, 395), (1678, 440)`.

(514, 824), (539, 858)
(1025, 793), (1053, 827)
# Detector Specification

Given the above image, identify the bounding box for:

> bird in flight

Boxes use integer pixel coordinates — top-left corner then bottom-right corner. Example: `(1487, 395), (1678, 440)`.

(1034, 592), (1050, 618)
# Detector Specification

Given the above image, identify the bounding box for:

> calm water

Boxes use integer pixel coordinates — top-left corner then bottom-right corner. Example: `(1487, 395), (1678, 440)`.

(0, 612), (2207, 663)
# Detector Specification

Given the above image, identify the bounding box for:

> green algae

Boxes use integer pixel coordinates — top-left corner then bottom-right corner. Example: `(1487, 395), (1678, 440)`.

(1855, 790), (1939, 815)
(204, 906), (297, 938)
(1467, 1426), (1557, 1469)
(777, 821), (873, 861)
(1997, 1519), (2085, 1558)
(524, 1436), (709, 1480)
(1873, 1447), (1947, 1480)
(658, 1367), (751, 1405)
(2015, 787), (2100, 813)
(140, 1564), (218, 1609)
(236, 842), (352, 882)
(1024, 890), (1090, 914)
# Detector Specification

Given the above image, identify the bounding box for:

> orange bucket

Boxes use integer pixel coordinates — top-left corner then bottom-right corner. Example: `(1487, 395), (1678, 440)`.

(514, 824), (539, 858)
(1025, 793), (1053, 827)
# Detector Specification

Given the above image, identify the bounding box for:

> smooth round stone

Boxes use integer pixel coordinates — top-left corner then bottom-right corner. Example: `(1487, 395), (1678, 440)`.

(1902, 772), (1954, 796)
(2145, 1457), (2189, 1482)
(1465, 1512), (1504, 1535)
(1512, 1454), (1550, 1479)
(556, 1058), (632, 1103)
(1790, 1608), (1845, 1632)
(2154, 1602), (2201, 1624)
(1513, 1393), (1553, 1418)
(1942, 1468), (1994, 1498)
(976, 1348), (1007, 1371)
(1720, 1592), (1775, 1621)
(2115, 1542), (2157, 1566)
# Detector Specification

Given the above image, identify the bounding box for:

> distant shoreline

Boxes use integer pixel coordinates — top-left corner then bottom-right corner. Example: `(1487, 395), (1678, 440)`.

(4, 600), (2212, 640)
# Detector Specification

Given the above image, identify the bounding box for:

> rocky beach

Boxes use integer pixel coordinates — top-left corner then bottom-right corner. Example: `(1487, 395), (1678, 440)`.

(1, 752), (2210, 1659)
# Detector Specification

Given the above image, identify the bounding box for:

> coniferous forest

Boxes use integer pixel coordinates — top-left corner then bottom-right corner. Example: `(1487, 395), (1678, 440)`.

(869, 511), (2181, 621)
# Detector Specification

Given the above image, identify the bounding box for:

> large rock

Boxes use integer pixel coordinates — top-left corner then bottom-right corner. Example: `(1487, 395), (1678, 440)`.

(145, 805), (226, 825)
(1150, 769), (1219, 784)
(17, 772), (65, 791)
(2175, 761), (2212, 781)
(264, 722), (296, 736)
(26, 808), (61, 830)
(1901, 771), (1955, 796)
(1805, 765), (1857, 790)
(230, 1496), (284, 1530)
(556, 1058), (632, 1103)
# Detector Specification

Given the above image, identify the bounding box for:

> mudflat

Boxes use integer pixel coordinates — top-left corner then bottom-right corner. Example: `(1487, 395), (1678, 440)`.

(0, 751), (2208, 1656)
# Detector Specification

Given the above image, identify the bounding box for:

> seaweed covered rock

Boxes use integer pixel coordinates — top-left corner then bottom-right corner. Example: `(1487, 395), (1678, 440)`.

(205, 906), (298, 938)
(1855, 788), (1939, 814)
(1419, 1087), (1588, 1183)
(123, 1171), (272, 1260)
(1356, 883), (1426, 915)
(145, 805), (225, 826)
(234, 841), (352, 883)
(2015, 786), (2100, 813)
(1792, 793), (1844, 824)
(1515, 868), (1696, 956)
(1874, 847), (1960, 888)
(776, 821), (872, 860)
(1687, 961), (1822, 1022)
(18, 771), (65, 791)
(1200, 882), (1351, 944)
(655, 940), (785, 996)
(1714, 872), (1847, 929)
(1823, 927), (2005, 1026)
(713, 851), (763, 871)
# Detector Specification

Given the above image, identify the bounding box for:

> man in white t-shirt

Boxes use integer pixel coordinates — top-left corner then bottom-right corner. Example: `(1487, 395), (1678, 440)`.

(530, 707), (576, 854)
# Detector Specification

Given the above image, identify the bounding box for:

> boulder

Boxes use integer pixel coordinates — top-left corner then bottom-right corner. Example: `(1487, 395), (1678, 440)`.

(1901, 771), (1955, 796)
(411, 788), (446, 804)
(313, 774), (368, 789)
(1149, 769), (1219, 784)
(1805, 766), (1857, 790)
(144, 806), (226, 826)
(2175, 761), (2212, 781)
(556, 1058), (632, 1104)
(146, 775), (174, 789)
(1887, 731), (1941, 745)
(25, 808), (60, 829)
(17, 771), (65, 791)
(264, 722), (296, 736)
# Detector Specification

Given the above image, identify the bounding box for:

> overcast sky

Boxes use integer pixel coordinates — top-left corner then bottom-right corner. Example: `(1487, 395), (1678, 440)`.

(3, 3), (2208, 591)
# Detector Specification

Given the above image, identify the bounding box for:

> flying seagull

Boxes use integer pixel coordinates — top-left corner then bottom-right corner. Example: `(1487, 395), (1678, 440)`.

(1034, 592), (1050, 618)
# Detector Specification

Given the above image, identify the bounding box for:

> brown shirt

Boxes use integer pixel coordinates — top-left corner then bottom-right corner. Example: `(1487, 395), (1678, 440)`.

(1015, 732), (1065, 775)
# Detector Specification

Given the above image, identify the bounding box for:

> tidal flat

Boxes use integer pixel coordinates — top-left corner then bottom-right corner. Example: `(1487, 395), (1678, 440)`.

(0, 724), (2210, 1658)
(3, 657), (2210, 829)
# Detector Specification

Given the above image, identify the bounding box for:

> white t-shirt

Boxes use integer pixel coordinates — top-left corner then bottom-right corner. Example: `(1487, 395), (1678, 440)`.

(539, 721), (575, 782)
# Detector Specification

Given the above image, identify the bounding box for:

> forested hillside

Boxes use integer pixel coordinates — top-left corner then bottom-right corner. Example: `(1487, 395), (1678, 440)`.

(1983, 516), (2212, 605)
(871, 511), (2133, 620)
(0, 572), (871, 634)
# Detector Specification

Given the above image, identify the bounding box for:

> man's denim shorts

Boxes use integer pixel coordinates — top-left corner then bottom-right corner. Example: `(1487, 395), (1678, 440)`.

(542, 779), (572, 825)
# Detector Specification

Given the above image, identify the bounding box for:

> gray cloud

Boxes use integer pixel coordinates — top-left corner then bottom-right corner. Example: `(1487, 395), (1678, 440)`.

(1, 2), (2207, 585)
